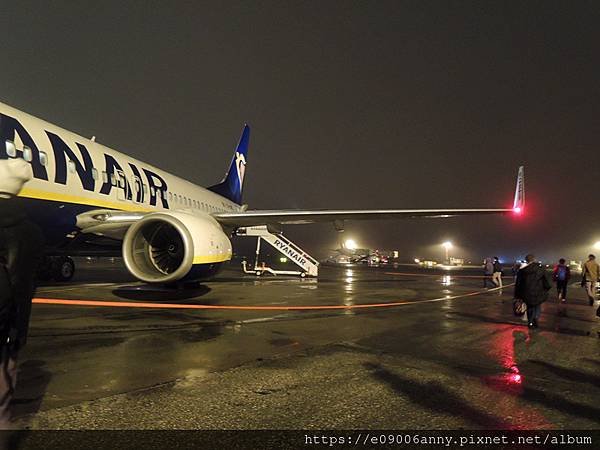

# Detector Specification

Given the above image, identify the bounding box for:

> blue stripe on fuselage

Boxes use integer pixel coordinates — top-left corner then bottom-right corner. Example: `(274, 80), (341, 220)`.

(15, 196), (98, 248)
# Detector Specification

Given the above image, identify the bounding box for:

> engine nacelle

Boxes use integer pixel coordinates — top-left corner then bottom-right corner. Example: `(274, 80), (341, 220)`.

(122, 212), (232, 284)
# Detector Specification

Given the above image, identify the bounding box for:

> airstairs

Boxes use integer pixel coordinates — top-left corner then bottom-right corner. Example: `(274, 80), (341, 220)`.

(236, 225), (319, 277)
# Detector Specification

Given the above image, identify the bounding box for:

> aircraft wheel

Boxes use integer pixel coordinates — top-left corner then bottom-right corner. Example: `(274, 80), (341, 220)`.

(54, 257), (75, 282)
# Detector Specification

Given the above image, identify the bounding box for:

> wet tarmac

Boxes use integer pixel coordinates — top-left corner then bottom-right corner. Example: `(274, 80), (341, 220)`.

(11, 259), (600, 430)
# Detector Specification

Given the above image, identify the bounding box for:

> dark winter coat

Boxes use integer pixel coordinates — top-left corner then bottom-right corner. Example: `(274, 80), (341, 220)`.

(0, 197), (27, 228)
(483, 259), (494, 275)
(514, 262), (551, 306)
(0, 201), (44, 349)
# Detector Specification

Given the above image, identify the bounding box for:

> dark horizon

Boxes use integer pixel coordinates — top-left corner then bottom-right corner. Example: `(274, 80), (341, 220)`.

(1, 1), (599, 263)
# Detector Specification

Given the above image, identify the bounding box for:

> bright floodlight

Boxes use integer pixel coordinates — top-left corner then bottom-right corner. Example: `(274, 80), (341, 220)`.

(442, 241), (453, 250)
(594, 241), (600, 250)
(345, 239), (358, 250)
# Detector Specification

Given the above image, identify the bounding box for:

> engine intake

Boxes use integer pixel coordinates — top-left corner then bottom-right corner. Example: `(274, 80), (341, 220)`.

(123, 213), (194, 283)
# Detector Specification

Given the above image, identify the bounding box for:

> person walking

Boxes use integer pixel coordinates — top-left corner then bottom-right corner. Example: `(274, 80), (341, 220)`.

(514, 254), (551, 328)
(552, 258), (571, 303)
(0, 158), (44, 428)
(483, 257), (495, 288)
(492, 257), (503, 288)
(582, 254), (599, 306)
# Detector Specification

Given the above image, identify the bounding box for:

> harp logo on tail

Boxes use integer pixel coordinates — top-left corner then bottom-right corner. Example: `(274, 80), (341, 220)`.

(235, 151), (246, 188)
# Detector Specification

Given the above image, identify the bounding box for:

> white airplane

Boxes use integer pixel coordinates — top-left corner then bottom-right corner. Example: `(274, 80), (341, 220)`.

(0, 101), (525, 283)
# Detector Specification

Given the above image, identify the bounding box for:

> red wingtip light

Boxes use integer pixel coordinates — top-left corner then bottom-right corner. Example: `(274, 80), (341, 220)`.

(513, 207), (522, 214)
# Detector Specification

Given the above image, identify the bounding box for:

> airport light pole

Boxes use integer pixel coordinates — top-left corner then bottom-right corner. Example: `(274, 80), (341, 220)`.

(344, 239), (358, 251)
(442, 241), (453, 264)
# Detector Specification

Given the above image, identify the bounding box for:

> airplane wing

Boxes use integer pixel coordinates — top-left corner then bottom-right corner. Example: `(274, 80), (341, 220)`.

(212, 207), (516, 227)
(214, 166), (525, 228)
(76, 210), (145, 239)
(76, 166), (524, 235)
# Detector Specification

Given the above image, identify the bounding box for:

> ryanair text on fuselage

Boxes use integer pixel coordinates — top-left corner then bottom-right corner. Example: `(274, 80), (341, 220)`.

(0, 112), (170, 208)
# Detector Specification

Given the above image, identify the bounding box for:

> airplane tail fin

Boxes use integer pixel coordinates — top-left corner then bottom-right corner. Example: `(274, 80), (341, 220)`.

(512, 166), (525, 213)
(208, 124), (250, 205)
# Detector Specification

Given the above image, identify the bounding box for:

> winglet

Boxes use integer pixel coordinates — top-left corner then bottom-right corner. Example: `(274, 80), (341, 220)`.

(512, 166), (525, 214)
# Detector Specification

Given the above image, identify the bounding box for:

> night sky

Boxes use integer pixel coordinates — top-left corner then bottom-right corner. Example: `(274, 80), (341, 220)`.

(1, 1), (599, 263)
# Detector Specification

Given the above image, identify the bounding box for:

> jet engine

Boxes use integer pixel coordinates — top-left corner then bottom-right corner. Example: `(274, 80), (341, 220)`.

(122, 212), (232, 284)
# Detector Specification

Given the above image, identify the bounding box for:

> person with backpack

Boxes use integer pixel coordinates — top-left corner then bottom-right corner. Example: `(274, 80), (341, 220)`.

(552, 258), (571, 303)
(514, 254), (552, 328)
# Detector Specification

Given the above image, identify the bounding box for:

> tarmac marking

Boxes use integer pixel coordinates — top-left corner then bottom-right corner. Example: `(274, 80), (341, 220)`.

(38, 283), (128, 294)
(32, 285), (510, 311)
(384, 272), (512, 279)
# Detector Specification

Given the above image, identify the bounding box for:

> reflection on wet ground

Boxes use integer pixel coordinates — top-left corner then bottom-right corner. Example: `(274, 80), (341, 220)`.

(15, 262), (600, 429)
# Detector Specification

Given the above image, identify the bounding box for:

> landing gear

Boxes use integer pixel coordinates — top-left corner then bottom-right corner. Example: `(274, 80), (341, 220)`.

(55, 256), (75, 281)
(38, 256), (76, 282)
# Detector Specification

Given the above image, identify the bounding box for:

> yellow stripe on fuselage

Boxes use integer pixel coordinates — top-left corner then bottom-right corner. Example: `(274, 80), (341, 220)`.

(19, 187), (232, 265)
(19, 187), (155, 212)
(192, 253), (232, 265)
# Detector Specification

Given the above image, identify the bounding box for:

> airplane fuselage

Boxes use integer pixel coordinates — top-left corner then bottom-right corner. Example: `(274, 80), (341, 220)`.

(0, 102), (240, 248)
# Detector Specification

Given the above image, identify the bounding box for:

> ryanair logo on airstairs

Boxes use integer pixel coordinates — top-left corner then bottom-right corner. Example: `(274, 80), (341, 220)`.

(273, 239), (308, 266)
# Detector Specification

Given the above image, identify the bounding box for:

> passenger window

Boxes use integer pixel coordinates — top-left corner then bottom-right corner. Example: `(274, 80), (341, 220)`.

(5, 140), (16, 158)
(102, 171), (108, 183)
(110, 174), (117, 186)
(91, 168), (98, 180)
(39, 151), (48, 166)
(67, 160), (76, 173)
(23, 146), (33, 162)
(168, 192), (172, 201)
(143, 184), (148, 194)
